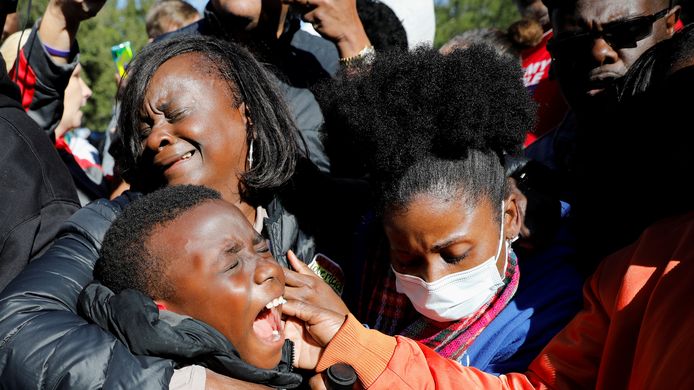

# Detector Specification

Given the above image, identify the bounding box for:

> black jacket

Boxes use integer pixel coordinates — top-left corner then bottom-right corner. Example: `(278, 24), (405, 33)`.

(12, 21), (112, 205)
(0, 193), (177, 388)
(0, 57), (80, 292)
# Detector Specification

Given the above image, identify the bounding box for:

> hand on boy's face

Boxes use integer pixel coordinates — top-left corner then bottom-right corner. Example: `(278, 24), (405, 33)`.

(283, 316), (323, 370)
(283, 251), (350, 316)
(281, 299), (346, 348)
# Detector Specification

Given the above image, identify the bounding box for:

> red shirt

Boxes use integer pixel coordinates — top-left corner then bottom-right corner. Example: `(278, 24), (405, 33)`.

(521, 31), (568, 147)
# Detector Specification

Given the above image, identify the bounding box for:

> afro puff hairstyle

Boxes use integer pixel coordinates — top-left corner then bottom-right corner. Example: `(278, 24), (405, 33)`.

(95, 185), (221, 300)
(320, 45), (535, 216)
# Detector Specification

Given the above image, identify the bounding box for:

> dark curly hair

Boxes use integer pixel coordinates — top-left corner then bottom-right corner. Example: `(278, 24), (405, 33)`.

(116, 35), (300, 200)
(95, 185), (221, 300)
(321, 45), (534, 218)
(357, 0), (408, 52)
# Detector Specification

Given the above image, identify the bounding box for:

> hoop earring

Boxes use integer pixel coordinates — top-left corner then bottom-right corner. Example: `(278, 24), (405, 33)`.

(248, 139), (254, 169)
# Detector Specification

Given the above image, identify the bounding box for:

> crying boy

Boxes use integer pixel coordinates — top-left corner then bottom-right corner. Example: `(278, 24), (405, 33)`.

(82, 185), (299, 387)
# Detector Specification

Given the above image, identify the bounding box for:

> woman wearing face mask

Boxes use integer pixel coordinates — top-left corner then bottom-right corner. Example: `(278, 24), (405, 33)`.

(317, 45), (584, 374)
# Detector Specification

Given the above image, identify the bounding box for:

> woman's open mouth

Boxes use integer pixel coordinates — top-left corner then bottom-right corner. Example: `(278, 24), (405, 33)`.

(252, 296), (286, 344)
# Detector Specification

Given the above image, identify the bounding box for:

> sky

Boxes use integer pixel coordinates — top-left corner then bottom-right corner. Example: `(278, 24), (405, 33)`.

(186, 0), (208, 13)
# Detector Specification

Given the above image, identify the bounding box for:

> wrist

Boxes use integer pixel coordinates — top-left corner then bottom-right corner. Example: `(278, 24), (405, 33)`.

(335, 26), (372, 59)
(39, 3), (79, 63)
(339, 45), (375, 68)
(316, 314), (396, 387)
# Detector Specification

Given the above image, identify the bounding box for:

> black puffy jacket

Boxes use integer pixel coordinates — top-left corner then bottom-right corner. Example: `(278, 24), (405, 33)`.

(0, 193), (176, 388)
(0, 57), (80, 292)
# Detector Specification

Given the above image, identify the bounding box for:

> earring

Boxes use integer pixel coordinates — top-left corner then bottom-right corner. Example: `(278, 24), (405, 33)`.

(248, 139), (254, 169)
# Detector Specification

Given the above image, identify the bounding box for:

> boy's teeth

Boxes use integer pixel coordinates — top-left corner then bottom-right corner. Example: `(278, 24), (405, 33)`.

(181, 151), (192, 160)
(265, 296), (286, 309)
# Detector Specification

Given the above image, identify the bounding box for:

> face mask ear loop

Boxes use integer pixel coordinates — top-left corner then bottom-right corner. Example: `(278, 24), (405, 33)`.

(498, 201), (508, 277)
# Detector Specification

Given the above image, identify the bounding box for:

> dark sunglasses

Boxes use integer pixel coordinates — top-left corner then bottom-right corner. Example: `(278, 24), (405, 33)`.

(548, 5), (672, 59)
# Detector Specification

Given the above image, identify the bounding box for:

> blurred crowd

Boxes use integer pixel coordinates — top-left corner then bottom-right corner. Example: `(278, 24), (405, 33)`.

(0, 0), (692, 389)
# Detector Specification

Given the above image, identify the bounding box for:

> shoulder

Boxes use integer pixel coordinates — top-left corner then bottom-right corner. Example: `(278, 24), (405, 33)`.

(289, 29), (339, 74)
(466, 250), (584, 373)
(0, 107), (80, 271)
(0, 106), (78, 200)
(592, 211), (694, 308)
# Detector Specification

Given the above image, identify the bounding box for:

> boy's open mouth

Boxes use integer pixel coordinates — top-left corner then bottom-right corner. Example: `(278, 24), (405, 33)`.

(253, 296), (286, 344)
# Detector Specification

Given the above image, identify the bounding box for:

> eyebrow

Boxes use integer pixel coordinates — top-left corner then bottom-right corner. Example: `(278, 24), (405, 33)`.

(252, 234), (264, 246)
(431, 234), (469, 251)
(225, 242), (242, 254)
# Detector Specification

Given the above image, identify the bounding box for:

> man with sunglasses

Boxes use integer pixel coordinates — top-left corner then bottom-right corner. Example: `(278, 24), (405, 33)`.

(526, 0), (680, 188)
(546, 0), (680, 108)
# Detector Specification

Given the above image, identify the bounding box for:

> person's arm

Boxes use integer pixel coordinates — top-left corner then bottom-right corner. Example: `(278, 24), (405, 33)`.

(0, 88), (80, 291)
(10, 0), (103, 135)
(37, 0), (86, 65)
(281, 0), (371, 60)
(283, 261), (614, 390)
(317, 314), (541, 389)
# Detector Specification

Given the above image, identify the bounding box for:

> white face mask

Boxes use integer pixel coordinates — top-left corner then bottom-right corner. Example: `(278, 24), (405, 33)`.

(393, 203), (508, 323)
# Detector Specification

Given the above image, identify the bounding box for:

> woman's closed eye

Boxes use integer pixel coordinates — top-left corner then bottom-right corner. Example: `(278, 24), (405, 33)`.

(138, 127), (152, 141)
(441, 251), (469, 265)
(164, 108), (188, 123)
(224, 259), (240, 272)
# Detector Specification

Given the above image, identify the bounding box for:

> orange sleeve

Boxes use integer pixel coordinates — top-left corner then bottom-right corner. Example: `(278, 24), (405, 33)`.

(316, 314), (397, 386)
(316, 314), (540, 389)
(318, 264), (614, 390)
